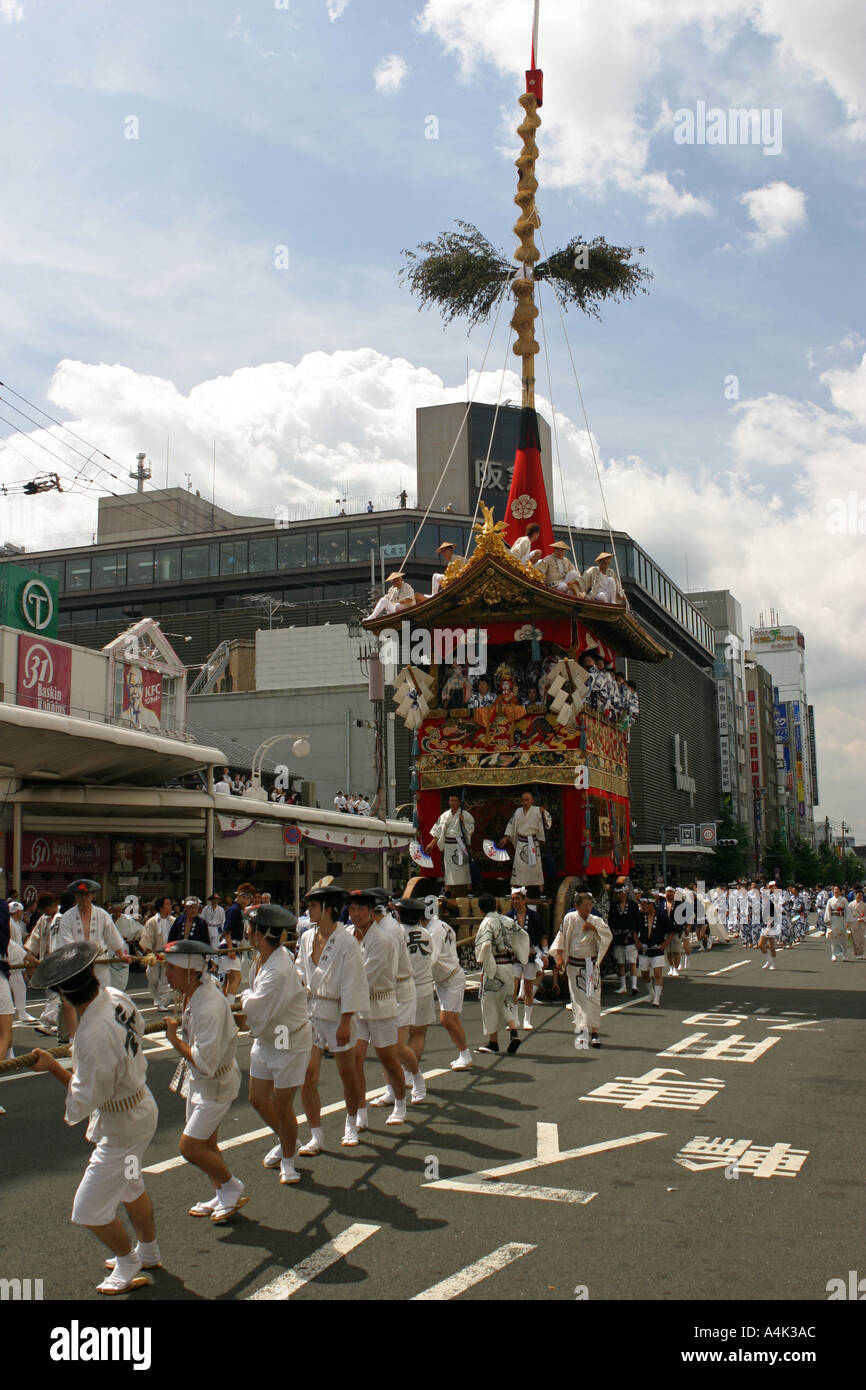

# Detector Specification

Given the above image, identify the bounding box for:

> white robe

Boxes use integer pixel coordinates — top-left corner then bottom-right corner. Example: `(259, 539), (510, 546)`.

(296, 925), (370, 1025)
(504, 805), (547, 886)
(431, 808), (475, 886)
(474, 912), (528, 1034)
(182, 978), (241, 1106)
(56, 905), (125, 989)
(65, 986), (157, 1149)
(242, 946), (313, 1053)
(552, 912), (612, 1035)
(582, 567), (624, 604)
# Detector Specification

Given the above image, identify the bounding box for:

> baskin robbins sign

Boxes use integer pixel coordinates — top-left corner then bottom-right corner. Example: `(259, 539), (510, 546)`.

(16, 635), (72, 714)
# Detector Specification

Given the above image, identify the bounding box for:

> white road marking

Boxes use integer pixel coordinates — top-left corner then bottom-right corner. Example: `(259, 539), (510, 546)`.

(247, 1222), (380, 1300)
(601, 995), (652, 1016)
(144, 1068), (449, 1173)
(423, 1127), (664, 1203)
(411, 1242), (536, 1299)
(707, 961), (752, 976)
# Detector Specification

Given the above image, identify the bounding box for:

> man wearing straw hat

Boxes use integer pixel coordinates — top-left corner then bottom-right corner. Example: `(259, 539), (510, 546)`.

(430, 539), (463, 596)
(582, 551), (625, 605)
(29, 941), (160, 1295)
(538, 540), (583, 596)
(367, 571), (416, 620)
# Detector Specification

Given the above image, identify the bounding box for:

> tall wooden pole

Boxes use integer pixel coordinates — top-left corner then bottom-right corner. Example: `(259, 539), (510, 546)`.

(511, 85), (542, 407)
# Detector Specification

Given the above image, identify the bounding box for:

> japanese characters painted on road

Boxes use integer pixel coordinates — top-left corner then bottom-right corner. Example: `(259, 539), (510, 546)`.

(580, 1067), (727, 1112)
(658, 1032), (780, 1064)
(675, 1137), (809, 1179)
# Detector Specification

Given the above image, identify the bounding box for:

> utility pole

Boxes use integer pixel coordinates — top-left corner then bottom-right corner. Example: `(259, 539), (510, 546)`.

(130, 452), (151, 493)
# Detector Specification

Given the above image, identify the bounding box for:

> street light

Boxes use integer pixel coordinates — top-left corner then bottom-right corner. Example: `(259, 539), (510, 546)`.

(245, 733), (311, 802)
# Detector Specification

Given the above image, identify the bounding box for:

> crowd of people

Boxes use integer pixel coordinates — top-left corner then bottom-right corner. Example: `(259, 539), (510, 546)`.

(214, 768), (302, 804)
(1, 868), (861, 1297)
(333, 791), (373, 815)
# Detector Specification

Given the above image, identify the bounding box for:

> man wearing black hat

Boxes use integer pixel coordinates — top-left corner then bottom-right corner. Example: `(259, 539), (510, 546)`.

(241, 904), (312, 1185)
(370, 888), (419, 1094)
(55, 879), (127, 1040)
(297, 885), (369, 1155)
(220, 884), (253, 1009)
(348, 888), (407, 1131)
(30, 942), (160, 1295)
(163, 939), (245, 1223)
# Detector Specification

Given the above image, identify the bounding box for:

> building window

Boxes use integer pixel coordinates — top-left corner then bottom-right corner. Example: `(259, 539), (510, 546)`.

(379, 521), (411, 564)
(39, 560), (65, 586)
(92, 553), (126, 589)
(349, 525), (379, 563)
(318, 529), (347, 566)
(249, 537), (277, 573)
(278, 533), (307, 569)
(220, 541), (247, 575)
(182, 545), (210, 580)
(66, 557), (91, 590)
(306, 532), (318, 566)
(155, 548), (181, 583)
(127, 551), (154, 586)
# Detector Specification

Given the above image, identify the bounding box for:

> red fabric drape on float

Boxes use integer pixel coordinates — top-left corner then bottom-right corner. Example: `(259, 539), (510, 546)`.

(503, 406), (554, 555)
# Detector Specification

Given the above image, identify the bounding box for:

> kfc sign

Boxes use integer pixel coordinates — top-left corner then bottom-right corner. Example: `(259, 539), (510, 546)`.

(122, 663), (163, 731)
(17, 635), (72, 714)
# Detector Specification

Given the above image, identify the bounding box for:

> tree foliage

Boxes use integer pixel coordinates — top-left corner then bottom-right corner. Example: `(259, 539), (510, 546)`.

(398, 221), (652, 329)
(790, 836), (821, 885)
(762, 831), (793, 885)
(711, 807), (751, 880)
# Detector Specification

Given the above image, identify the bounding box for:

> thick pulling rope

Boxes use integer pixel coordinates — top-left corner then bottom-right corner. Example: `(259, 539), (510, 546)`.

(6, 944), (256, 970)
(0, 1009), (250, 1078)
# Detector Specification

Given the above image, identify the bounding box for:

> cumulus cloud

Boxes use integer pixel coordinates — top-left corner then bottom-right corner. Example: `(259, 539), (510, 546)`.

(417, 0), (866, 210)
(1, 0), (23, 20)
(2, 342), (864, 829)
(374, 54), (408, 95)
(327, 0), (350, 18)
(739, 181), (807, 247)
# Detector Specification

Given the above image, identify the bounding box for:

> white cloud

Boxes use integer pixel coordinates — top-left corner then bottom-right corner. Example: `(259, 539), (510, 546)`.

(739, 181), (807, 247)
(327, 0), (350, 19)
(2, 342), (864, 831)
(1, 0), (23, 20)
(374, 54), (408, 96)
(417, 0), (866, 211)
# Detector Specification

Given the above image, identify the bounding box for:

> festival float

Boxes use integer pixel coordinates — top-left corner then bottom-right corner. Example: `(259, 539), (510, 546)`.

(363, 2), (670, 933)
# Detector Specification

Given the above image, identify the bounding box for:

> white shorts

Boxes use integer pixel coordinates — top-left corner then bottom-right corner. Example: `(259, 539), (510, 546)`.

(513, 957), (543, 980)
(249, 1038), (311, 1090)
(639, 952), (665, 971)
(613, 944), (638, 965)
(71, 1099), (158, 1226)
(311, 1016), (358, 1054)
(396, 996), (416, 1030)
(413, 993), (436, 1028)
(184, 1094), (235, 1141)
(357, 1016), (398, 1049)
(435, 975), (465, 1013)
(760, 927), (780, 940)
(0, 972), (12, 1015)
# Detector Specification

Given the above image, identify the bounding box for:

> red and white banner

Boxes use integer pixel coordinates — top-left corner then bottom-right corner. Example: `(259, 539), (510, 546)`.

(17, 635), (72, 714)
(503, 407), (555, 556)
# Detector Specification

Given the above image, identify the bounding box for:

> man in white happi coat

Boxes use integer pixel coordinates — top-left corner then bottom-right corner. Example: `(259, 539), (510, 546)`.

(8, 900), (36, 1022)
(426, 895), (472, 1070)
(368, 889), (418, 1111)
(348, 888), (407, 1135)
(430, 540), (464, 596)
(367, 572), (416, 620)
(296, 886), (369, 1156)
(581, 551), (625, 605)
(202, 892), (226, 951)
(510, 523), (542, 568)
(55, 878), (127, 1040)
(426, 794), (475, 890)
(474, 893), (529, 1055)
(502, 790), (547, 889)
(538, 541), (583, 596)
(163, 940), (246, 1225)
(552, 891), (612, 1049)
(30, 942), (160, 1296)
(138, 895), (175, 1012)
(392, 898), (436, 1103)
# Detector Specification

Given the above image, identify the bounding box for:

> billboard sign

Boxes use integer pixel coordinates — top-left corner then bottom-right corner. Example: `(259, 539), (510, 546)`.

(122, 663), (163, 731)
(16, 635), (72, 714)
(0, 564), (59, 637)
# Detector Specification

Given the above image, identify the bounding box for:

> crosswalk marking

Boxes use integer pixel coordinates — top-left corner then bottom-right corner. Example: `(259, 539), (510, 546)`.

(411, 1242), (536, 1300)
(248, 1223), (380, 1300)
(143, 1068), (449, 1173)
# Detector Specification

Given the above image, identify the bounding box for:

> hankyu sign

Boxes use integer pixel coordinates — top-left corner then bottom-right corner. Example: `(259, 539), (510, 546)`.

(16, 635), (72, 714)
(0, 564), (59, 637)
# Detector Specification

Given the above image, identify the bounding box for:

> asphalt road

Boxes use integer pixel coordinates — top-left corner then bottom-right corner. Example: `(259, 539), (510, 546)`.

(3, 925), (864, 1304)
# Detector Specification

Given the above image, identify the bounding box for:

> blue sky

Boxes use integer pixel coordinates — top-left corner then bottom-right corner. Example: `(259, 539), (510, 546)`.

(0, 0), (864, 835)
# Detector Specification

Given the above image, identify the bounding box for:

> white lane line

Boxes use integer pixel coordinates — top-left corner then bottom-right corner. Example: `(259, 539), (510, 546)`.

(411, 1242), (536, 1300)
(248, 1222), (380, 1300)
(707, 961), (752, 976)
(536, 1122), (560, 1162)
(601, 995), (650, 1016)
(144, 1068), (449, 1173)
(427, 1179), (596, 1205)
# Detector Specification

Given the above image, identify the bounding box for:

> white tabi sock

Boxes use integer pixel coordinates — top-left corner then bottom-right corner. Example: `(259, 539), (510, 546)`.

(356, 1107), (367, 1128)
(136, 1240), (161, 1263)
(517, 982), (525, 1002)
(630, 973), (638, 989)
(523, 1005), (533, 1028)
(653, 985), (662, 1003)
(226, 994), (236, 1008)
(218, 1175), (242, 1196)
(310, 1127), (324, 1146)
(459, 1049), (472, 1063)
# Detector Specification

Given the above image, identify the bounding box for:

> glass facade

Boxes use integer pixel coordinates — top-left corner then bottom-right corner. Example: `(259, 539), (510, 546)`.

(19, 515), (712, 653)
